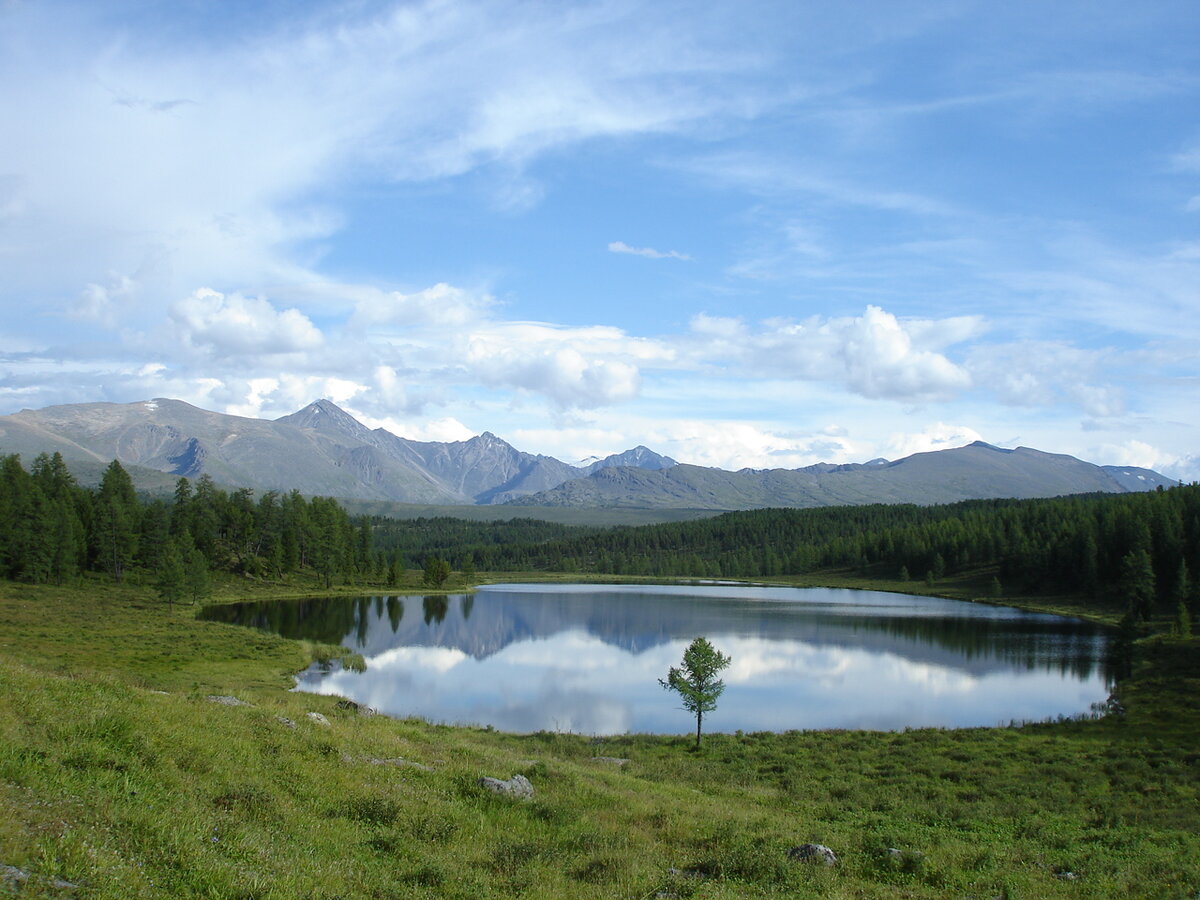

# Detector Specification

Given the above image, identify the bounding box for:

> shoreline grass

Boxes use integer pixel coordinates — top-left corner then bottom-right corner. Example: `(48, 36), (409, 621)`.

(1, 572), (1196, 897)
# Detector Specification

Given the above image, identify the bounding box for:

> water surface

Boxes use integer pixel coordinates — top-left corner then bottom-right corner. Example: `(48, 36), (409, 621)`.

(203, 583), (1112, 734)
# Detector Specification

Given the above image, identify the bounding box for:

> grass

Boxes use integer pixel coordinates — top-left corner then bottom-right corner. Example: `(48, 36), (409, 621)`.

(0, 571), (1197, 897)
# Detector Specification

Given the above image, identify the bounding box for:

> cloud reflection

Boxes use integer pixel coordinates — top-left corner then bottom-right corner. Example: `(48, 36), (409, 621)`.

(251, 584), (1114, 735)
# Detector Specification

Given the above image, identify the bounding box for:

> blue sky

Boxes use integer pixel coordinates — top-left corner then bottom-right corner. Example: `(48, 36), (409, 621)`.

(1, 0), (1197, 477)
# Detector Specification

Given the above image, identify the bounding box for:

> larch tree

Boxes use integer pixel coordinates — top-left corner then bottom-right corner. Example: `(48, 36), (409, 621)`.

(660, 637), (732, 748)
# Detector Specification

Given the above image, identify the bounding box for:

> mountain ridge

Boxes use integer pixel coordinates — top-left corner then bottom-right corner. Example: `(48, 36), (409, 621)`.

(0, 397), (1176, 512)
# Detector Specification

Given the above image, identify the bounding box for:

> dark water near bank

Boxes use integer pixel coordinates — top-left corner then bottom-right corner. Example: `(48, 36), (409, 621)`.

(202, 583), (1112, 735)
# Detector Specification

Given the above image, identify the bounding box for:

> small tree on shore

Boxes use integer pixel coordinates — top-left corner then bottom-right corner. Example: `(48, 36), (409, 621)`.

(422, 556), (451, 588)
(660, 637), (731, 748)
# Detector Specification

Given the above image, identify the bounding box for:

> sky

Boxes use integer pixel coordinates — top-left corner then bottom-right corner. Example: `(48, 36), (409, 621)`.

(1, 0), (1198, 478)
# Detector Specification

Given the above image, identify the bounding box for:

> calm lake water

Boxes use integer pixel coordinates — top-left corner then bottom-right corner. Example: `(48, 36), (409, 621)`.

(202, 583), (1113, 735)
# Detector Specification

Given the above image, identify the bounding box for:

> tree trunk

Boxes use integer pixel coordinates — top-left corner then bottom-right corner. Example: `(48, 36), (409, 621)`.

(695, 710), (702, 748)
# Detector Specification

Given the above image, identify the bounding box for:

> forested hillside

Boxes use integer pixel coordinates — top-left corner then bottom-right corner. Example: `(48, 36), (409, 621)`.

(4, 451), (1196, 622)
(385, 488), (1200, 619)
(0, 453), (374, 591)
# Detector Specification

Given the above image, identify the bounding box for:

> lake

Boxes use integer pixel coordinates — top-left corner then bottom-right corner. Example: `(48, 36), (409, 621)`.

(202, 583), (1113, 735)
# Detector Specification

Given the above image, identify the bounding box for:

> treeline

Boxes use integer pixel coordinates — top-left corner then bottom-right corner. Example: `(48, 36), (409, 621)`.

(434, 488), (1200, 618)
(0, 453), (382, 592)
(4, 450), (1197, 621)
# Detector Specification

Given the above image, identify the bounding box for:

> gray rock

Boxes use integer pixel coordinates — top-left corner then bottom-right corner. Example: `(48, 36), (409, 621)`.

(2, 864), (78, 892)
(367, 756), (434, 772)
(335, 699), (377, 717)
(478, 773), (534, 799)
(787, 843), (837, 866)
(206, 695), (251, 707)
(590, 756), (630, 766)
(306, 712), (331, 727)
(275, 716), (297, 728)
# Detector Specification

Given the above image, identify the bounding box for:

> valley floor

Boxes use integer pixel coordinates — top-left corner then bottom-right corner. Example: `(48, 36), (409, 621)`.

(0, 573), (1197, 898)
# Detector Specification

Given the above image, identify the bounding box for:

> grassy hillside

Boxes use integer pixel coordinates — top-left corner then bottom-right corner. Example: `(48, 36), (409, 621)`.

(0, 573), (1197, 898)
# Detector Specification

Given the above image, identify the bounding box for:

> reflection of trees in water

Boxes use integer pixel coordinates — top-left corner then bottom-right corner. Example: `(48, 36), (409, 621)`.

(387, 597), (404, 633)
(423, 595), (448, 625)
(200, 596), (361, 645)
(201, 594), (412, 648)
(836, 614), (1111, 682)
(357, 597), (371, 646)
(203, 590), (1110, 682)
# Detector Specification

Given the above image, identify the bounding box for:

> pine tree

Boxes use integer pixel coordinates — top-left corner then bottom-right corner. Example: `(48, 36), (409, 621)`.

(422, 556), (451, 588)
(156, 541), (185, 608)
(184, 547), (211, 605)
(95, 460), (140, 583)
(1119, 549), (1157, 622)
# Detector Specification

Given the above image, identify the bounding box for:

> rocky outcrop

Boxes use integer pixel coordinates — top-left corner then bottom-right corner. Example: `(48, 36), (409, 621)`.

(787, 843), (837, 866)
(206, 695), (250, 707)
(478, 774), (534, 799)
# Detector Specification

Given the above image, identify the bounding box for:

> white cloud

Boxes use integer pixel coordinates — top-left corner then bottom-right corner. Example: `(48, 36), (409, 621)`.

(72, 273), (138, 327)
(349, 283), (494, 330)
(883, 423), (985, 459)
(687, 305), (974, 401)
(608, 241), (692, 261)
(170, 289), (324, 356)
(462, 321), (674, 409)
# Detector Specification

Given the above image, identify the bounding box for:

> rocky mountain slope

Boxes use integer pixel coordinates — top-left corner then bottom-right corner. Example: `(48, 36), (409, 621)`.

(0, 399), (1173, 510)
(0, 398), (674, 505)
(512, 442), (1176, 510)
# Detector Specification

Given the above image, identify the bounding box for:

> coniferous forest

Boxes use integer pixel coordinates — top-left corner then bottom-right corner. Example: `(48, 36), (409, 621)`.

(2, 451), (1197, 620)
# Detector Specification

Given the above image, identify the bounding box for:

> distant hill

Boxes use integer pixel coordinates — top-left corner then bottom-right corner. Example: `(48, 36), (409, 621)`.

(513, 441), (1176, 510)
(0, 399), (1174, 512)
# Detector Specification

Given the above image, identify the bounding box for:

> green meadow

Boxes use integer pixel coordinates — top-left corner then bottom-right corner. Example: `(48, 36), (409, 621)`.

(1, 572), (1197, 898)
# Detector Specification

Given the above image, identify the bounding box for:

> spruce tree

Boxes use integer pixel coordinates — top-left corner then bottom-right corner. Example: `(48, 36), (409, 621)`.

(156, 541), (185, 608)
(95, 460), (140, 583)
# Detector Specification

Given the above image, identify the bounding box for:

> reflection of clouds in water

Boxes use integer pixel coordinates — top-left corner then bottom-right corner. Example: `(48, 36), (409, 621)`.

(277, 586), (1111, 735)
(295, 628), (1104, 735)
(487, 690), (632, 735)
(371, 645), (469, 673)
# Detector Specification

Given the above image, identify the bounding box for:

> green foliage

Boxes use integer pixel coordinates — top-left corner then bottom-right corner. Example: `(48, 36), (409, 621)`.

(155, 541), (185, 607)
(1120, 549), (1157, 621)
(95, 460), (140, 583)
(660, 637), (731, 748)
(422, 556), (452, 588)
(184, 547), (210, 605)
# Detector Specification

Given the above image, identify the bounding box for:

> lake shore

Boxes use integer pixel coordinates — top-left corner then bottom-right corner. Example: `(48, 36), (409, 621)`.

(1, 571), (1196, 897)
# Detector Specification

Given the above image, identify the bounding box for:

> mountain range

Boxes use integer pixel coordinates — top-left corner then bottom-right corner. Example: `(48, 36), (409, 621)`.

(0, 397), (1175, 513)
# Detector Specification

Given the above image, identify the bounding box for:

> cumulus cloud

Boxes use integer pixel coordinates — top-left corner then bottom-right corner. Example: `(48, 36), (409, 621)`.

(349, 283), (494, 330)
(170, 288), (323, 356)
(686, 305), (974, 401)
(72, 274), (139, 327)
(469, 342), (641, 409)
(608, 241), (692, 261)
(459, 321), (674, 409)
(967, 340), (1127, 417)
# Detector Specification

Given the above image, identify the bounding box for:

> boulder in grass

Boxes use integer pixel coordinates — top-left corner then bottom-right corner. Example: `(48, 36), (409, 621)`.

(786, 843), (837, 866)
(478, 774), (534, 799)
(206, 695), (250, 707)
(306, 711), (331, 727)
(2, 865), (78, 893)
(335, 699), (377, 717)
(590, 756), (631, 766)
